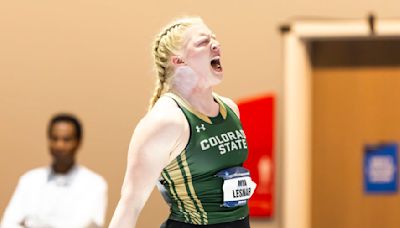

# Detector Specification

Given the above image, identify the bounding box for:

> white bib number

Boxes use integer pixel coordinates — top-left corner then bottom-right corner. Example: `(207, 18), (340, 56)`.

(222, 176), (256, 203)
(216, 166), (257, 208)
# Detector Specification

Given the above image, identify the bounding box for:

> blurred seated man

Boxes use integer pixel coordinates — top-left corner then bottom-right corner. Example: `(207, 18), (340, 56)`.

(1, 113), (108, 228)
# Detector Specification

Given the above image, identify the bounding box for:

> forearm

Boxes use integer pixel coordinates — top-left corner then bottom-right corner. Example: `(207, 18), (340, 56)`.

(108, 197), (143, 228)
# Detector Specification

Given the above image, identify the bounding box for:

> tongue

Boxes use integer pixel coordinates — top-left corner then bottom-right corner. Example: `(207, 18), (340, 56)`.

(211, 60), (222, 72)
(211, 64), (221, 72)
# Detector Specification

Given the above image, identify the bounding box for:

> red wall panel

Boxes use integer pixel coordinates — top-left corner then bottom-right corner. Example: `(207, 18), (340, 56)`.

(238, 94), (275, 217)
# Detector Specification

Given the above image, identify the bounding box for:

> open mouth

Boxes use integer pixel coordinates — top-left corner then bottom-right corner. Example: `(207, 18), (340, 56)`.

(210, 57), (223, 72)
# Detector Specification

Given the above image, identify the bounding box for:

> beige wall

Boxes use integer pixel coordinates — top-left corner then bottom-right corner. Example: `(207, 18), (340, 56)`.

(1, 1), (399, 227)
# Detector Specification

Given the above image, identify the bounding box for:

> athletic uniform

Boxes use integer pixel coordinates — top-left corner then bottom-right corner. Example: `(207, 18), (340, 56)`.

(159, 92), (252, 228)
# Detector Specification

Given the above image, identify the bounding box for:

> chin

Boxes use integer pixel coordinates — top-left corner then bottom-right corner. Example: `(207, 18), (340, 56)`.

(210, 74), (223, 85)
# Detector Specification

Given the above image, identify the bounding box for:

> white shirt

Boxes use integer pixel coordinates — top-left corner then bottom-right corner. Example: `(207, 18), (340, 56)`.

(1, 165), (108, 228)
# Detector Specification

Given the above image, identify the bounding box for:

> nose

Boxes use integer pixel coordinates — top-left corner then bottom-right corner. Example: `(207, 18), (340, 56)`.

(53, 139), (67, 151)
(211, 42), (220, 52)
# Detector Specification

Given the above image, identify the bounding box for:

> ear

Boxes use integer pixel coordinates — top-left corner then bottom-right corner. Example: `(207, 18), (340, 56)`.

(171, 55), (185, 66)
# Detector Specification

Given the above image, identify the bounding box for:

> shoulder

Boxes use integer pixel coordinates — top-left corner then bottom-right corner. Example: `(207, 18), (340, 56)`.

(76, 166), (107, 189)
(15, 167), (49, 188)
(217, 95), (240, 118)
(138, 95), (188, 135)
(19, 166), (49, 182)
(132, 95), (189, 161)
(151, 94), (186, 120)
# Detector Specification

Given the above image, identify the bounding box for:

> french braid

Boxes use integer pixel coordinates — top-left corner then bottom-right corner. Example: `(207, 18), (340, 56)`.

(148, 17), (203, 109)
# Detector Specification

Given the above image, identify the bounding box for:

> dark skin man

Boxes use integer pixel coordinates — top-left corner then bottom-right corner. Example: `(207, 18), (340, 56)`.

(48, 121), (80, 174)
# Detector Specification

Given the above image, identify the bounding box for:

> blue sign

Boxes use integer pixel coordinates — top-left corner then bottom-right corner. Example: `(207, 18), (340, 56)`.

(364, 143), (398, 194)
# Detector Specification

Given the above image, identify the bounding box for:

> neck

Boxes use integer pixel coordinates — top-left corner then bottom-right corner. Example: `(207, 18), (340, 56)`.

(172, 86), (219, 117)
(170, 67), (220, 116)
(52, 162), (75, 175)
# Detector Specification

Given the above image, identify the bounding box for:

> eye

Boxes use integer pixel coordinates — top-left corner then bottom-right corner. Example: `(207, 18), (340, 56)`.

(50, 136), (58, 142)
(63, 137), (75, 143)
(198, 38), (210, 46)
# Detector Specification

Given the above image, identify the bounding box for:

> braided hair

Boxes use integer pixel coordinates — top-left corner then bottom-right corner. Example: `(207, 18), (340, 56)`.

(149, 17), (203, 109)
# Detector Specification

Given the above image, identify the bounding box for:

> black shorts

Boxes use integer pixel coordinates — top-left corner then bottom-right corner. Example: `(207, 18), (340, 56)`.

(161, 216), (250, 228)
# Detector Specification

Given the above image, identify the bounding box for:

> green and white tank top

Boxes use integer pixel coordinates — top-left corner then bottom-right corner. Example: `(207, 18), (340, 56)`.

(160, 92), (249, 225)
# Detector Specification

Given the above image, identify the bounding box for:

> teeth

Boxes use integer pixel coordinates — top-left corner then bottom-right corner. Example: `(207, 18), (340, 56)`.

(210, 56), (222, 71)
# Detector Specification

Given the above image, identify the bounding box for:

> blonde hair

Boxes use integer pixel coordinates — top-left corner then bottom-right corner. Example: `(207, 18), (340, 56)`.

(149, 16), (203, 109)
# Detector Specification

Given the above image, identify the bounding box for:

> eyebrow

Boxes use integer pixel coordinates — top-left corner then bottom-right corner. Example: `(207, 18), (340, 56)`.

(198, 33), (217, 39)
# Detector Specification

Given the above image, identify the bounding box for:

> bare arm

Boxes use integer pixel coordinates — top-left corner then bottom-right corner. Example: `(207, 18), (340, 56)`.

(108, 98), (187, 228)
